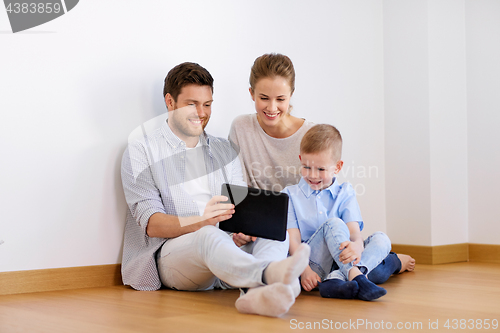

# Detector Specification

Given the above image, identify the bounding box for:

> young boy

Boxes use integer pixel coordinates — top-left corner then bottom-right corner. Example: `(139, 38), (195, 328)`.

(284, 124), (391, 301)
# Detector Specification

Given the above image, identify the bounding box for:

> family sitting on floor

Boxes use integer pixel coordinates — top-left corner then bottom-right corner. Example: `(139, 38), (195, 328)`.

(120, 54), (415, 317)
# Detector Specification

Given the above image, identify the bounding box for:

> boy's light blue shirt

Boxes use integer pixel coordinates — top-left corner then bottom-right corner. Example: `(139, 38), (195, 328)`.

(283, 177), (364, 242)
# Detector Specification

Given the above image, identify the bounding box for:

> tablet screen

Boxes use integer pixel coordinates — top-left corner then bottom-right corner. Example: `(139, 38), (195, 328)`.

(218, 184), (288, 241)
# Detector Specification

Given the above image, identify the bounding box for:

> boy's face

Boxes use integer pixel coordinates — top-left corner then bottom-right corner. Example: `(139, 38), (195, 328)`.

(299, 150), (343, 191)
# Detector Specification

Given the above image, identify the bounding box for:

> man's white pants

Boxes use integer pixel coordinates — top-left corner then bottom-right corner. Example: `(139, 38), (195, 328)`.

(157, 225), (289, 291)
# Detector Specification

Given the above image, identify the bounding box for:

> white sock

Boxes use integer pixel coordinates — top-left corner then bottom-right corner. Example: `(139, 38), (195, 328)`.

(264, 243), (310, 285)
(235, 283), (295, 317)
(291, 278), (301, 298)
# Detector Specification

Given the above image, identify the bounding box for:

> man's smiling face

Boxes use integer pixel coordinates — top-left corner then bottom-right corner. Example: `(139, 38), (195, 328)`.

(166, 84), (213, 146)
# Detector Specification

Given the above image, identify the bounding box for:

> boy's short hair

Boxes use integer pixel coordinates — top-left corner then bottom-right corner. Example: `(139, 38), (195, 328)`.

(300, 124), (343, 161)
(163, 62), (214, 101)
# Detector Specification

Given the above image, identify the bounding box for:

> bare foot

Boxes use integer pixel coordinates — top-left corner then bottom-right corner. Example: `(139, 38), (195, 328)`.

(397, 254), (415, 273)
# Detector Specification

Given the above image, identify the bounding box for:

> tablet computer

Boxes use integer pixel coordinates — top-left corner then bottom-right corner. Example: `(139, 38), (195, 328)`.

(218, 183), (288, 241)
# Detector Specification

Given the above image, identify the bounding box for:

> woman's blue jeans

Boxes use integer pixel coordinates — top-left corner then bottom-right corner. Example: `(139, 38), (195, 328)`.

(306, 218), (400, 284)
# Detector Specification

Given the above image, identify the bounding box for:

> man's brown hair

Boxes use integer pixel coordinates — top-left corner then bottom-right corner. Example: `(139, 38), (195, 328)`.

(163, 62), (214, 101)
(300, 124), (343, 161)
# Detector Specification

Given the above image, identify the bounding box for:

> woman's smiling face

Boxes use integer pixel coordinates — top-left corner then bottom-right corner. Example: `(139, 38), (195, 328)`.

(250, 76), (292, 129)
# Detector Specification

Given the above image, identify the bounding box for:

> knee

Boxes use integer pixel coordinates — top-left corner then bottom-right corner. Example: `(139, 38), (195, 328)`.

(324, 218), (346, 232)
(196, 225), (225, 243)
(198, 225), (219, 235)
(195, 225), (231, 254)
(323, 218), (350, 238)
(372, 231), (389, 241)
(371, 232), (391, 252)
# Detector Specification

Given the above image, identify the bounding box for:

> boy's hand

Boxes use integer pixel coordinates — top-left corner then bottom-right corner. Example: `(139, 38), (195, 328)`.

(339, 241), (364, 265)
(232, 233), (257, 247)
(301, 266), (321, 291)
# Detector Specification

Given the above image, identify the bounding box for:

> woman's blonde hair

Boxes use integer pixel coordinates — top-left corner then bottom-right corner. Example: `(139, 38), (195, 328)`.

(249, 53), (295, 94)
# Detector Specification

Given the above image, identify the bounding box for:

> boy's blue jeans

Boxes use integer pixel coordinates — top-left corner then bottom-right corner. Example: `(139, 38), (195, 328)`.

(306, 218), (397, 283)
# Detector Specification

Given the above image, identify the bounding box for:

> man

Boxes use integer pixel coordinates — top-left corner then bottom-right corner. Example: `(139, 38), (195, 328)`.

(121, 62), (310, 317)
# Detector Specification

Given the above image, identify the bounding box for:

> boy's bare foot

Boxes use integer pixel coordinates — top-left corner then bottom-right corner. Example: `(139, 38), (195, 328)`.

(397, 254), (415, 273)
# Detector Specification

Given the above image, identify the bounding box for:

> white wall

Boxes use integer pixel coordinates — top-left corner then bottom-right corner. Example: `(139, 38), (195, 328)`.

(466, 0), (500, 244)
(0, 0), (386, 272)
(384, 0), (499, 247)
(428, 0), (468, 246)
(1, 1), (499, 273)
(384, 0), (433, 246)
(384, 0), (470, 246)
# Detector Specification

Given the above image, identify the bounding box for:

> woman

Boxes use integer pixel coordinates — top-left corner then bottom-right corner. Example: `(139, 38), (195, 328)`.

(229, 53), (415, 289)
(229, 53), (314, 192)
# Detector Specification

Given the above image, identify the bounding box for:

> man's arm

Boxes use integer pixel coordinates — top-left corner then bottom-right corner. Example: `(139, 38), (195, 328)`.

(122, 143), (166, 232)
(122, 141), (235, 239)
(146, 195), (235, 238)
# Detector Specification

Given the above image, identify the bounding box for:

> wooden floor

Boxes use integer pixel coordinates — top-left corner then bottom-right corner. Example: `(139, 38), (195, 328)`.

(1, 262), (499, 332)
